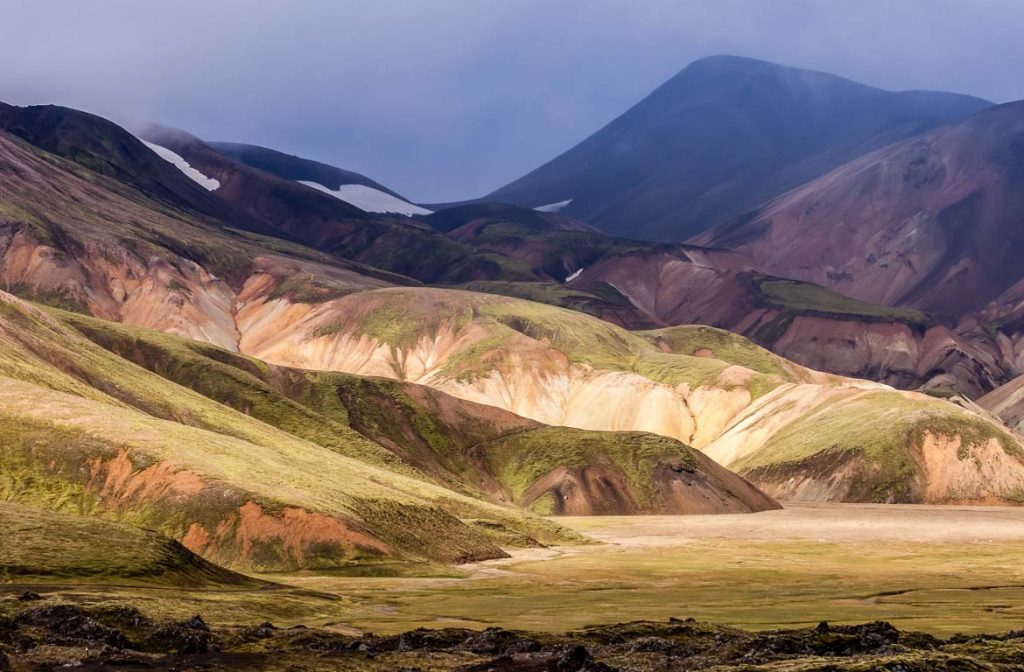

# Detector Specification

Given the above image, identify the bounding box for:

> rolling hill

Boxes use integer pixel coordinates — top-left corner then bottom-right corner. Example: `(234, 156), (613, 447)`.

(2, 288), (784, 573)
(204, 284), (1024, 505)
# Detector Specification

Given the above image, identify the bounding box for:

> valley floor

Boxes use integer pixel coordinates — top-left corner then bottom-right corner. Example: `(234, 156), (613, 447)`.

(263, 502), (1024, 636)
(5, 503), (1024, 639)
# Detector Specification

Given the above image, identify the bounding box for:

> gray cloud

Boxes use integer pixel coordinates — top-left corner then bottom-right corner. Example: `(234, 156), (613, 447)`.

(1, 0), (1022, 201)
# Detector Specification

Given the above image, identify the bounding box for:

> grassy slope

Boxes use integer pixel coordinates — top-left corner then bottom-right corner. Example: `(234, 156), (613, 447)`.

(481, 428), (701, 512)
(304, 286), (931, 396)
(733, 389), (1024, 502)
(58, 305), (756, 516)
(753, 277), (932, 331)
(456, 280), (641, 322)
(0, 501), (255, 586)
(0, 293), (579, 570)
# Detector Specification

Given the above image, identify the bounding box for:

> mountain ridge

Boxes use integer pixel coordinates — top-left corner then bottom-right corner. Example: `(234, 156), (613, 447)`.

(477, 55), (991, 240)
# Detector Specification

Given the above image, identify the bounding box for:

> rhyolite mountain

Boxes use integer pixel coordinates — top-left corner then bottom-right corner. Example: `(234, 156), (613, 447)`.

(698, 101), (1024, 320)
(130, 118), (1024, 396)
(142, 110), (1024, 398)
(690, 101), (1024, 396)
(0, 109), (791, 573)
(476, 55), (990, 240)
(2, 99), (1020, 512)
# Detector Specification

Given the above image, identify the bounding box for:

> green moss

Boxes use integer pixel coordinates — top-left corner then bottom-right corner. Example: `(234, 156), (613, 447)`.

(754, 277), (931, 328)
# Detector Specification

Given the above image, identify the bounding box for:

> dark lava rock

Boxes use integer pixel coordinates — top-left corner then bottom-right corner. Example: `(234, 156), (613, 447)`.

(397, 627), (471, 652)
(99, 605), (153, 629)
(627, 636), (676, 653)
(0, 650), (9, 672)
(15, 591), (41, 602)
(146, 615), (214, 654)
(13, 603), (87, 627)
(241, 621), (278, 640)
(465, 628), (541, 655)
(13, 603), (130, 649)
(557, 648), (589, 672)
(743, 620), (905, 660)
(285, 629), (355, 653)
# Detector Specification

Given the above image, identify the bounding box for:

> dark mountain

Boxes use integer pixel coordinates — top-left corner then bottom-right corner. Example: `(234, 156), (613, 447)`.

(141, 126), (540, 284)
(210, 141), (407, 199)
(423, 202), (596, 234)
(0, 103), (276, 236)
(480, 55), (991, 240)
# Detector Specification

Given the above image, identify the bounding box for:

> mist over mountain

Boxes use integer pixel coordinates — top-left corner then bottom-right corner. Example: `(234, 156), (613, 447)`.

(480, 56), (990, 240)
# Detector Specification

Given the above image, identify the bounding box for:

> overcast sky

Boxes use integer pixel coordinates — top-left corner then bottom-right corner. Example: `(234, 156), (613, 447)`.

(2, 0), (1022, 202)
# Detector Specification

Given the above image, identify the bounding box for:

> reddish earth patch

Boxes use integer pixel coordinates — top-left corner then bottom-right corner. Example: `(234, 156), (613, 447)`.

(183, 502), (389, 569)
(89, 450), (205, 504)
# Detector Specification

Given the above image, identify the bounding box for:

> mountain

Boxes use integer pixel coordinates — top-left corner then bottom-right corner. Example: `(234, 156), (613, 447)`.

(209, 141), (432, 216)
(141, 126), (538, 284)
(0, 102), (788, 574)
(423, 202), (1003, 395)
(687, 101), (1024, 396)
(479, 55), (990, 240)
(698, 101), (1024, 320)
(0, 103), (283, 239)
(3, 98), (1023, 512)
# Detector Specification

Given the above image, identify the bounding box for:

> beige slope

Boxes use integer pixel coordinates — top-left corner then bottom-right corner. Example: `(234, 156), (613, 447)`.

(187, 285), (1024, 505)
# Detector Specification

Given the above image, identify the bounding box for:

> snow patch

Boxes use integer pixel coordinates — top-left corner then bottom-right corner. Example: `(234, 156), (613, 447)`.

(565, 267), (584, 283)
(298, 181), (432, 216)
(142, 141), (220, 191)
(535, 199), (572, 213)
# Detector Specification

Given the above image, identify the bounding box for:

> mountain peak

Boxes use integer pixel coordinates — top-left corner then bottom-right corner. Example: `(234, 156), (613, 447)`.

(484, 58), (992, 241)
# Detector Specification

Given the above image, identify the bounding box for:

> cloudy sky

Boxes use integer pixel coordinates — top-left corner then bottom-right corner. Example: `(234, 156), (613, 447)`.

(2, 0), (1022, 201)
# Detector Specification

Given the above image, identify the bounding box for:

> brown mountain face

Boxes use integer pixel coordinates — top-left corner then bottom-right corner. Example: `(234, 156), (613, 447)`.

(687, 102), (1024, 396)
(422, 202), (1014, 396)
(699, 102), (1024, 320)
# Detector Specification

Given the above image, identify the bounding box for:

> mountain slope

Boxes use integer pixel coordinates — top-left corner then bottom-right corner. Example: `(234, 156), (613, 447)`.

(144, 127), (530, 282)
(0, 291), (583, 569)
(0, 286), (777, 572)
(210, 141), (430, 215)
(481, 55), (990, 240)
(58, 308), (775, 516)
(210, 284), (1024, 504)
(699, 101), (1024, 320)
(0, 120), (401, 349)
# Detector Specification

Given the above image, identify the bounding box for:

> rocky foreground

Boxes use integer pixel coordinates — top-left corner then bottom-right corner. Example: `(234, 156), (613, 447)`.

(1, 594), (1022, 671)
